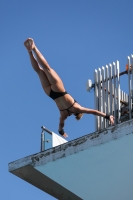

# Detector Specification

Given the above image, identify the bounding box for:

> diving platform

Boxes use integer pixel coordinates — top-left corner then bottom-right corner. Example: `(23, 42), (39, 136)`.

(8, 119), (133, 200)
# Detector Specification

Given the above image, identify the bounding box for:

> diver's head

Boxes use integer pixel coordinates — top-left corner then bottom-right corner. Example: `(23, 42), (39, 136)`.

(74, 113), (84, 120)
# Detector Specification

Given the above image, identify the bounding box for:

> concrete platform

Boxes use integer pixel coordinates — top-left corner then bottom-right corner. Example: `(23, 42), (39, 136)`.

(8, 119), (133, 200)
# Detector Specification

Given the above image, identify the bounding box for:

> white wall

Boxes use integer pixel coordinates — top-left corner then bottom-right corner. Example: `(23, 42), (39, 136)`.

(35, 133), (133, 200)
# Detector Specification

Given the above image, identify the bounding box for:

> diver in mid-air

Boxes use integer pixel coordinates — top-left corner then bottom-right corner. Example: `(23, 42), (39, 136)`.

(24, 38), (114, 138)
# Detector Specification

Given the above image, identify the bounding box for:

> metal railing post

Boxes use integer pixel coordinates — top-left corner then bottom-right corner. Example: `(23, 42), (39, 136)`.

(128, 56), (131, 119)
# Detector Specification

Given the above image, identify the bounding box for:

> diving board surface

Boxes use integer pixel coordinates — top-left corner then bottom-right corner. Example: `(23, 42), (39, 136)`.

(9, 120), (133, 200)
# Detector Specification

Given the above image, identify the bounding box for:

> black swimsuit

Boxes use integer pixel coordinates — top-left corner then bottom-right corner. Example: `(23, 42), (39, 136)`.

(60, 99), (77, 116)
(49, 89), (68, 100)
(49, 89), (76, 115)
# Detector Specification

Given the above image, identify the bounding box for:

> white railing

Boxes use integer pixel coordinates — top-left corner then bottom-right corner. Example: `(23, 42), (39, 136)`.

(90, 54), (133, 131)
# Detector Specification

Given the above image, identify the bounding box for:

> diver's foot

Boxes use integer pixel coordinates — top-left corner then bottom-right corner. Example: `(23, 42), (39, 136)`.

(24, 38), (35, 52)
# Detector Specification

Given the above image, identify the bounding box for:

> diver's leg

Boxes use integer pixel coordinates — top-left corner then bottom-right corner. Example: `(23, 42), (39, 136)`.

(24, 44), (51, 95)
(33, 45), (65, 89)
(24, 38), (65, 92)
(28, 51), (40, 73)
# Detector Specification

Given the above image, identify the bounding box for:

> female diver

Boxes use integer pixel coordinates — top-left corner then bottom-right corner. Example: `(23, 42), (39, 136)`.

(24, 38), (114, 138)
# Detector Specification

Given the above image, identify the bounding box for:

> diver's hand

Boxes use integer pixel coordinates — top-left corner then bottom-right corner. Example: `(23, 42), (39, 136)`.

(62, 132), (68, 138)
(58, 129), (68, 138)
(109, 115), (115, 125)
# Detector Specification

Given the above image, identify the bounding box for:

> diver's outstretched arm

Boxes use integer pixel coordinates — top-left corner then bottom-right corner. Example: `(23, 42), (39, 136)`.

(78, 106), (114, 125)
